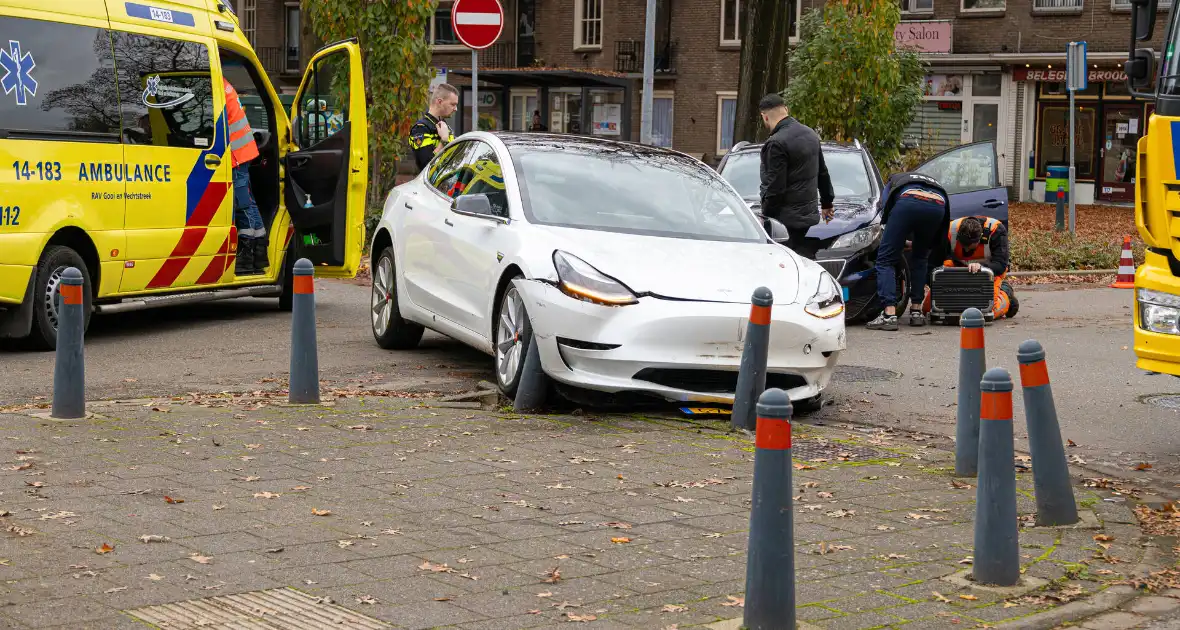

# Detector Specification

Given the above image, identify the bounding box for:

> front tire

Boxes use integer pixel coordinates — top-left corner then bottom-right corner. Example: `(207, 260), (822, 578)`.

(371, 247), (424, 350)
(28, 245), (93, 351)
(494, 279), (532, 397)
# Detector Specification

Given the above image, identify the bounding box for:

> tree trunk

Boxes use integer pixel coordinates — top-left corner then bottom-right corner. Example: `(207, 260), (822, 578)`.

(734, 0), (793, 145)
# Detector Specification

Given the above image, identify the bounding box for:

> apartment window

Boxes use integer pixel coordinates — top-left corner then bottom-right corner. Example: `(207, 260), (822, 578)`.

(717, 92), (737, 154)
(1033, 0), (1083, 12)
(722, 0), (801, 45)
(1112, 0), (1171, 9)
(653, 92), (674, 148)
(237, 0), (257, 47)
(431, 1), (461, 47)
(576, 0), (603, 49)
(962, 0), (1005, 10)
(284, 3), (300, 73)
(901, 0), (935, 12)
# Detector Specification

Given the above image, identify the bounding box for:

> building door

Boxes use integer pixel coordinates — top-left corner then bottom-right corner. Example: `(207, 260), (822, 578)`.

(960, 73), (1005, 183)
(1098, 105), (1142, 202)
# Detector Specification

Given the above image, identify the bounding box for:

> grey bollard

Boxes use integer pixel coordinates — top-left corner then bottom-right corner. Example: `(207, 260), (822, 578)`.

(731, 287), (773, 432)
(51, 267), (86, 419)
(1018, 340), (1078, 526)
(743, 388), (796, 630)
(974, 367), (1021, 586)
(513, 333), (548, 412)
(955, 308), (986, 476)
(1055, 185), (1065, 232)
(288, 259), (320, 404)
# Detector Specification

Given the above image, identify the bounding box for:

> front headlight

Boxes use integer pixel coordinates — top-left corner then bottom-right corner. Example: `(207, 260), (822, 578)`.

(553, 251), (638, 306)
(830, 223), (883, 251)
(1139, 288), (1180, 335)
(805, 272), (845, 319)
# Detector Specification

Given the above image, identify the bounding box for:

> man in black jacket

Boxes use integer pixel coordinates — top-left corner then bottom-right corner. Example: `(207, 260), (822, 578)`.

(758, 93), (834, 260)
(867, 172), (952, 331)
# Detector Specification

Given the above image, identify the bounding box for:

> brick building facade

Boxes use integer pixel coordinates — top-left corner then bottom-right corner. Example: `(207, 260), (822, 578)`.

(423, 0), (1166, 204)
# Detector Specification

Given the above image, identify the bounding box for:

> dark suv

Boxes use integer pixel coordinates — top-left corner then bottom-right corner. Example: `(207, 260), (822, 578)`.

(717, 139), (1008, 321)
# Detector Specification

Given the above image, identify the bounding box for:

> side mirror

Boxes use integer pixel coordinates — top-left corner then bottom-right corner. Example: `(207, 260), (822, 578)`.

(452, 193), (501, 221)
(762, 216), (791, 245)
(1132, 0), (1159, 41)
(1126, 48), (1156, 92)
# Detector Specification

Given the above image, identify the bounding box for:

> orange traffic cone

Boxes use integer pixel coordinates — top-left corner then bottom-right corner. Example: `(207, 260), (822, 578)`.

(1111, 235), (1135, 289)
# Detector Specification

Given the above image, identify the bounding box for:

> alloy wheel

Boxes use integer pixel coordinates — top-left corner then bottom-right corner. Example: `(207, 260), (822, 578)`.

(495, 286), (526, 387)
(371, 256), (394, 337)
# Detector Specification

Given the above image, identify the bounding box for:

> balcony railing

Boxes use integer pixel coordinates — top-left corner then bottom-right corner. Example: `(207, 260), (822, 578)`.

(478, 41), (538, 68)
(256, 46), (302, 75)
(614, 40), (677, 74)
(1033, 0), (1083, 12)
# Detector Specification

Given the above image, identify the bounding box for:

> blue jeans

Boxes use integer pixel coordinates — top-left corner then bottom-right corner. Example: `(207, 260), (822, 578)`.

(232, 164), (266, 238)
(876, 195), (944, 309)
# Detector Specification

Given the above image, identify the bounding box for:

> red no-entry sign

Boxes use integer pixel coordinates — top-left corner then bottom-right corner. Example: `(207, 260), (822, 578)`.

(451, 0), (504, 50)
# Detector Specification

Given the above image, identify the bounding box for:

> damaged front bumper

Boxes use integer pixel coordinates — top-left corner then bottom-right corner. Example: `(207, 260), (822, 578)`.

(514, 279), (845, 404)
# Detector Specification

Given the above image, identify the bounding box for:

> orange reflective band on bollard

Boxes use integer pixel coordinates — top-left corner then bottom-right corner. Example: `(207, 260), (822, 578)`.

(1019, 360), (1050, 388)
(60, 284), (83, 306)
(293, 276), (314, 295)
(755, 417), (791, 450)
(750, 303), (771, 326)
(960, 327), (984, 350)
(981, 391), (1013, 421)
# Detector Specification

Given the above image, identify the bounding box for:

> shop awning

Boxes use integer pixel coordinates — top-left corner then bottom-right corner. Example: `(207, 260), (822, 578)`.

(449, 67), (632, 88)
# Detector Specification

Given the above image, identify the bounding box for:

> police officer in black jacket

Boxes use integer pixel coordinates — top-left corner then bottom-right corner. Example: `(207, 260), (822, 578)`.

(757, 94), (834, 260)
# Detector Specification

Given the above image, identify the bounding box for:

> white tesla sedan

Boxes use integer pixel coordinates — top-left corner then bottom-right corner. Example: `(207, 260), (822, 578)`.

(369, 132), (846, 407)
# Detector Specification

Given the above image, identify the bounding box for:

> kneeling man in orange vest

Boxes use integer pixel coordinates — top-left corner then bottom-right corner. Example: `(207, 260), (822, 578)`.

(944, 216), (1012, 319)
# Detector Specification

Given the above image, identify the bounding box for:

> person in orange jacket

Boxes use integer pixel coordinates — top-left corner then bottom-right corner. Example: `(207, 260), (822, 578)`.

(944, 216), (1013, 319)
(225, 78), (267, 275)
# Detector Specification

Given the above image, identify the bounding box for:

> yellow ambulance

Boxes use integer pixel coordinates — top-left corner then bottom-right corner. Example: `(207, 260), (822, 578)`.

(0, 0), (367, 349)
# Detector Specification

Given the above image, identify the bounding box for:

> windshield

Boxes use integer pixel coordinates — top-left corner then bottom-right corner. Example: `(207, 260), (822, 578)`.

(719, 149), (875, 202)
(512, 144), (764, 243)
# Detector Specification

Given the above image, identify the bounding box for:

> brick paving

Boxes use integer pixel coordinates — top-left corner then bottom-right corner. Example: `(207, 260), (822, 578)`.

(0, 394), (1157, 628)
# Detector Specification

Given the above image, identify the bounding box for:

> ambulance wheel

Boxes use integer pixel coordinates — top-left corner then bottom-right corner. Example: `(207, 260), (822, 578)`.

(28, 246), (93, 351)
(371, 247), (424, 350)
(1001, 281), (1019, 319)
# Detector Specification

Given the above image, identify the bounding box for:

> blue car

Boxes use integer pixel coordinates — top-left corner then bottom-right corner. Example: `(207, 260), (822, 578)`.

(717, 139), (1008, 321)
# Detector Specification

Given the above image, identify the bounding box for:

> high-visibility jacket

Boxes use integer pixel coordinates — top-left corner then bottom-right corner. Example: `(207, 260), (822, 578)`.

(224, 79), (259, 168)
(948, 216), (1004, 263)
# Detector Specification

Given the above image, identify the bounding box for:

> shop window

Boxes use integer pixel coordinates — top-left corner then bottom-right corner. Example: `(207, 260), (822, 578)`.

(1036, 103), (1098, 179)
(973, 74), (1003, 97)
(903, 102), (962, 153)
(1105, 80), (1132, 97)
(962, 0), (1006, 11)
(717, 93), (737, 154)
(463, 88), (502, 132)
(1039, 80), (1101, 98)
(576, 0), (603, 49)
(590, 89), (624, 137)
(924, 74), (964, 97)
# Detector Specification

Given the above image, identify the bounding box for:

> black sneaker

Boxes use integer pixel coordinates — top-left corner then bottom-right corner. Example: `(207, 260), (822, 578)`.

(908, 310), (927, 327)
(866, 312), (899, 331)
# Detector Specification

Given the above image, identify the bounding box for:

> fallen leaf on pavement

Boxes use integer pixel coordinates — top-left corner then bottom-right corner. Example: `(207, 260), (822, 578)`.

(721, 595), (744, 607)
(163, 496), (184, 504)
(826, 509), (855, 518)
(960, 594), (978, 601)
(907, 513), (932, 520)
(566, 613), (597, 622)
(1094, 534), (1114, 542)
(95, 543), (114, 554)
(189, 553), (212, 564)
(661, 604), (687, 613)
(104, 586), (128, 594)
(212, 505), (226, 511)
(611, 537), (631, 544)
(801, 482), (819, 488)
(546, 483), (572, 489)
(1069, 455), (1087, 465)
(337, 540), (354, 548)
(537, 591), (553, 598)
(704, 533), (724, 538)
(254, 492), (280, 499)
(793, 463), (815, 470)
(542, 567), (562, 583)
(875, 525), (896, 531)
(146, 574), (164, 581)
(311, 509), (332, 516)
(959, 557), (974, 565)
(601, 522), (632, 529)
(355, 595), (378, 605)
(932, 592), (951, 603)
(265, 547), (284, 553)
(950, 479), (973, 490)
(419, 561), (451, 572)
(1136, 462), (1153, 471)
(673, 496), (694, 503)
(1067, 439), (1078, 447)
(138, 535), (170, 543)
(348, 425), (372, 431)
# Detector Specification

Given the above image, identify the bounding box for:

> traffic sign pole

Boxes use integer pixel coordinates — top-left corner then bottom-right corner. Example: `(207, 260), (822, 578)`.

(1066, 41), (1087, 237)
(451, 0), (504, 134)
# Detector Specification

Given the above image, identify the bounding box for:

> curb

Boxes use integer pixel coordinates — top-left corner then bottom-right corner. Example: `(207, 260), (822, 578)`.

(1008, 269), (1117, 277)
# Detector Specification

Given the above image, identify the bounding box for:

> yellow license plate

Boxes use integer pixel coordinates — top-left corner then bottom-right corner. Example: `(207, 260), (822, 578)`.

(680, 407), (731, 415)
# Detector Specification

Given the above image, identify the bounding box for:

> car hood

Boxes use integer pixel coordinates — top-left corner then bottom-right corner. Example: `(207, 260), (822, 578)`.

(534, 226), (803, 304)
(744, 198), (879, 241)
